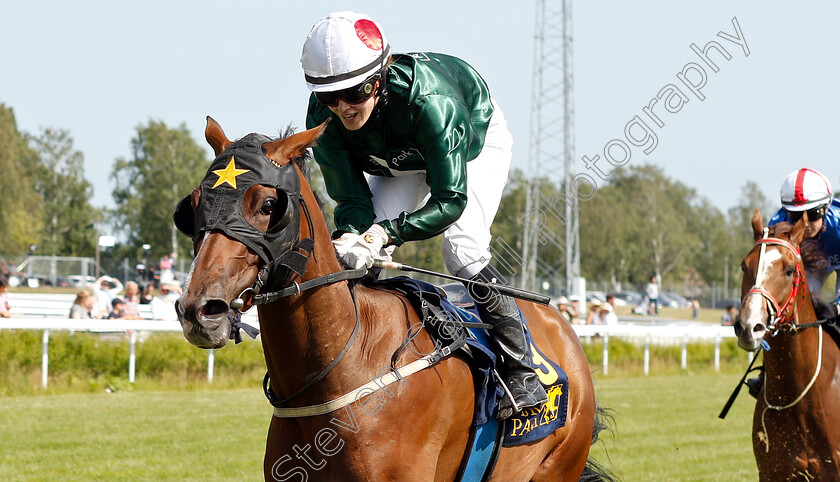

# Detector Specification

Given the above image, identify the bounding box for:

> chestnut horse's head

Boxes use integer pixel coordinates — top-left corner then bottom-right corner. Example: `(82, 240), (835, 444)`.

(735, 209), (808, 351)
(173, 117), (326, 348)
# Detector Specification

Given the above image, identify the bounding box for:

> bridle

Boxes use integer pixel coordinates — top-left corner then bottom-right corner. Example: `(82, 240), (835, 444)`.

(741, 228), (804, 334)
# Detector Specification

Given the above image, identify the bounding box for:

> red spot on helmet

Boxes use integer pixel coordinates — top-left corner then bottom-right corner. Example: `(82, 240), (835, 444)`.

(354, 19), (383, 50)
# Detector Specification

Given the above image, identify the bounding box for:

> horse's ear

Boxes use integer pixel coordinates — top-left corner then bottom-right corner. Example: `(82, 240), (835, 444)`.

(205, 116), (232, 156)
(751, 208), (764, 241)
(790, 211), (808, 246)
(263, 120), (329, 166)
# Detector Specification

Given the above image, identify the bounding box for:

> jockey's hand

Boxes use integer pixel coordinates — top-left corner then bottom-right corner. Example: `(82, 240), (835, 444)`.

(332, 232), (360, 259)
(340, 224), (390, 270)
(812, 295), (840, 322)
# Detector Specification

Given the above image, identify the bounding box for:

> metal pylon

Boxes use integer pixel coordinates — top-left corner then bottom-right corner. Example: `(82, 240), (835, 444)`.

(521, 0), (579, 294)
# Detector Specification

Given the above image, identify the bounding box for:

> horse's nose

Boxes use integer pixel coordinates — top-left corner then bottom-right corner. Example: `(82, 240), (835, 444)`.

(733, 323), (743, 337)
(176, 297), (229, 324)
(202, 298), (230, 317)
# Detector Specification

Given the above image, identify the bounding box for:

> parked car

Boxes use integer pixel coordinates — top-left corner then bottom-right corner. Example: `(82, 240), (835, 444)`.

(66, 275), (97, 288)
(614, 291), (643, 307)
(586, 291), (606, 304)
(659, 291), (692, 309)
(713, 298), (741, 310)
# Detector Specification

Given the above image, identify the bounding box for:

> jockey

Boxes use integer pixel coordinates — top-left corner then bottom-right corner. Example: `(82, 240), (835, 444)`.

(769, 168), (840, 302)
(747, 167), (840, 396)
(300, 11), (547, 418)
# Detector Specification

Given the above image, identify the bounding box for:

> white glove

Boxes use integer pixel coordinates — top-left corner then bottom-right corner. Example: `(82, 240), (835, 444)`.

(332, 232), (360, 259)
(341, 224), (390, 269)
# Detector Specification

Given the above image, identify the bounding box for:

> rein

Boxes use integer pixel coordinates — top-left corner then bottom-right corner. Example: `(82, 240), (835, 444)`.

(759, 326), (824, 453)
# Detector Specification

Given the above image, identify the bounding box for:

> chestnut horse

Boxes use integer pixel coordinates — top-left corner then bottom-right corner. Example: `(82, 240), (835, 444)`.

(735, 209), (840, 480)
(176, 118), (607, 481)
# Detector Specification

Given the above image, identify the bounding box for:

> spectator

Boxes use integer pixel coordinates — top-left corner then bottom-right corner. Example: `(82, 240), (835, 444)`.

(556, 296), (571, 323)
(92, 276), (123, 319)
(107, 298), (128, 319)
(122, 281), (142, 319)
(692, 299), (700, 320)
(601, 294), (619, 325)
(586, 300), (603, 325)
(721, 304), (737, 326)
(0, 279), (10, 318)
(139, 284), (154, 304)
(645, 275), (659, 315)
(69, 290), (96, 319)
(567, 295), (581, 324)
(151, 282), (181, 321)
(160, 253), (175, 285)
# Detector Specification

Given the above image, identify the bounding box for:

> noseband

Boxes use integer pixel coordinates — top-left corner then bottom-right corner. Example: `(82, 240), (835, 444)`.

(742, 229), (803, 333)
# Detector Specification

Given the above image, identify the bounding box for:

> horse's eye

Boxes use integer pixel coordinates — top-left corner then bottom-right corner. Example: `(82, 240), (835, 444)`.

(259, 199), (276, 216)
(785, 265), (795, 276)
(741, 261), (747, 272)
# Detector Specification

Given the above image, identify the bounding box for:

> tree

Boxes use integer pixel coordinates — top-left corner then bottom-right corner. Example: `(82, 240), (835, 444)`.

(580, 165), (701, 288)
(29, 128), (100, 256)
(0, 104), (43, 256)
(111, 120), (209, 261)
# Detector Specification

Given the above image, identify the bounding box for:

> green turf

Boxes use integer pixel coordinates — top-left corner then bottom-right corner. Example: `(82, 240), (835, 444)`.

(0, 373), (760, 481)
(1, 389), (267, 481)
(589, 373), (757, 481)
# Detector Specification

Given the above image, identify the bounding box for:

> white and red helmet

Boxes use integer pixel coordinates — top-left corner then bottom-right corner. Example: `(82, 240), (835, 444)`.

(301, 11), (390, 93)
(780, 168), (833, 211)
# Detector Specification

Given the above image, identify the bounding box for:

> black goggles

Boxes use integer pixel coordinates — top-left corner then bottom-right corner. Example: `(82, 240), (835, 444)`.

(314, 75), (379, 107)
(786, 205), (827, 223)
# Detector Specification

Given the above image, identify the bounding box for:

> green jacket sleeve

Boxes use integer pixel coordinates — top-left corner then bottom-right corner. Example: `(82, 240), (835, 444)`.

(383, 95), (469, 244)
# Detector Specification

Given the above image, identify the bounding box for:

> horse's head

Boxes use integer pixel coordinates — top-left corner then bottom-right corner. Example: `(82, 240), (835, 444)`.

(173, 117), (326, 348)
(735, 208), (808, 351)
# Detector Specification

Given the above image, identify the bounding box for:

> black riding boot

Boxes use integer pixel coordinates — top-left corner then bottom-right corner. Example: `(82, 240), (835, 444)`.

(465, 264), (548, 419)
(745, 367), (765, 399)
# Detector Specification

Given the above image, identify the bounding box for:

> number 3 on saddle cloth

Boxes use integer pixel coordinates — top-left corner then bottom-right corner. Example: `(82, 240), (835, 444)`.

(374, 277), (570, 481)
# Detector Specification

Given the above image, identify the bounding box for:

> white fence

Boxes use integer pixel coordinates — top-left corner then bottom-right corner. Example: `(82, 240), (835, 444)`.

(0, 294), (742, 388)
(575, 320), (740, 375)
(2, 293), (258, 387)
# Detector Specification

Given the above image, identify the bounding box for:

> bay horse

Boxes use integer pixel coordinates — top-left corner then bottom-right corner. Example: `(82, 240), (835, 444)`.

(175, 117), (608, 481)
(735, 209), (840, 480)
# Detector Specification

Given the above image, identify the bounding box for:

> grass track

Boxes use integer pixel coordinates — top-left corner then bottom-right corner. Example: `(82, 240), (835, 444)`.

(1, 373), (759, 481)
(589, 373), (756, 481)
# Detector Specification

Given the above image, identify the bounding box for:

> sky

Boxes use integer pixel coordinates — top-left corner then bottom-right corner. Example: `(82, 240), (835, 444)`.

(2, 0), (839, 218)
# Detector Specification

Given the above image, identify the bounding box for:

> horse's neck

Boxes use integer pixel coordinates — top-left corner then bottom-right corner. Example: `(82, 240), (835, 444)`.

(765, 288), (826, 395)
(260, 171), (359, 402)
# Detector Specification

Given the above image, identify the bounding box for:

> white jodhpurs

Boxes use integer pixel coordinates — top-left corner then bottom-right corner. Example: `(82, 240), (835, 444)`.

(368, 99), (513, 279)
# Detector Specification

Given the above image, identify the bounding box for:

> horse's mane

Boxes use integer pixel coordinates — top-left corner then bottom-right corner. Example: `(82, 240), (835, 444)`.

(768, 222), (824, 271)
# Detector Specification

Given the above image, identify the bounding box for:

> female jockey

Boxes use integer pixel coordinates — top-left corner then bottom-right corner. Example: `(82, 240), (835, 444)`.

(747, 167), (840, 396)
(300, 11), (547, 418)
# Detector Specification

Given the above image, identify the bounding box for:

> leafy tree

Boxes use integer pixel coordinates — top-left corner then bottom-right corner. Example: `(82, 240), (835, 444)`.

(111, 120), (209, 261)
(580, 165), (701, 288)
(0, 104), (43, 256)
(29, 128), (100, 256)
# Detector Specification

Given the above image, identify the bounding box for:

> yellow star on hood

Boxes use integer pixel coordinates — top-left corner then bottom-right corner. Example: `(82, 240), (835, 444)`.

(211, 156), (250, 189)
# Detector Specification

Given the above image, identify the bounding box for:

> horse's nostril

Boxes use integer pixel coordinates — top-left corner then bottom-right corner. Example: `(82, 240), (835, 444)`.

(753, 324), (765, 333)
(202, 299), (230, 317)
